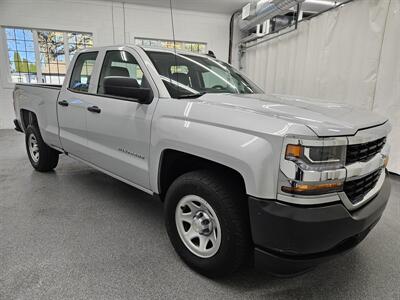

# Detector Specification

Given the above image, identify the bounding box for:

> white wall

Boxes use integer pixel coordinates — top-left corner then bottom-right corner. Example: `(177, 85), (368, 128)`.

(0, 0), (230, 129)
(241, 0), (400, 174)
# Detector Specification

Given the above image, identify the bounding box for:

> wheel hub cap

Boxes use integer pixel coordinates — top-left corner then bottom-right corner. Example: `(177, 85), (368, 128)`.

(192, 211), (213, 236)
(28, 133), (39, 163)
(175, 195), (222, 258)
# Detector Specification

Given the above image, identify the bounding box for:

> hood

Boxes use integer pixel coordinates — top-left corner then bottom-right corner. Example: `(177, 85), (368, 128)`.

(199, 93), (388, 137)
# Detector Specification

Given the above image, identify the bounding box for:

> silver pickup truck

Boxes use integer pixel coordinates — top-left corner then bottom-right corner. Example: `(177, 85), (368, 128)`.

(13, 45), (391, 277)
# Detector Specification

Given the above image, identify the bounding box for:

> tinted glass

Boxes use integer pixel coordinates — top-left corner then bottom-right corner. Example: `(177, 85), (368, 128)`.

(69, 52), (98, 92)
(97, 50), (149, 96)
(146, 51), (262, 98)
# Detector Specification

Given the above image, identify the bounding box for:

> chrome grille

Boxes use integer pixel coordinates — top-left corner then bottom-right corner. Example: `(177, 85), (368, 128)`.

(346, 137), (386, 165)
(343, 169), (382, 204)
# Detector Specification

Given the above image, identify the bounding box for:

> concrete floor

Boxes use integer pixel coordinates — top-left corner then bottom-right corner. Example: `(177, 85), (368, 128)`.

(0, 129), (399, 300)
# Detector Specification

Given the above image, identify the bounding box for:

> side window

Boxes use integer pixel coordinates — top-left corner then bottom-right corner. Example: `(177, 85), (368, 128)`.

(69, 52), (98, 92)
(97, 50), (149, 96)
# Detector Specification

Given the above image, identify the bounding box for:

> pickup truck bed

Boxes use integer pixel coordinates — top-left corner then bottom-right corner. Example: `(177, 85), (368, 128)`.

(14, 84), (62, 150)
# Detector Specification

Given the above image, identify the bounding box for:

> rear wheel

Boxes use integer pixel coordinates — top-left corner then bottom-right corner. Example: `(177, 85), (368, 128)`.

(25, 125), (59, 172)
(165, 170), (251, 277)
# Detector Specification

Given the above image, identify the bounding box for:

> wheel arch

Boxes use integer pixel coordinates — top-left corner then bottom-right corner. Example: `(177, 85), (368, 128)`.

(156, 149), (249, 200)
(20, 109), (39, 131)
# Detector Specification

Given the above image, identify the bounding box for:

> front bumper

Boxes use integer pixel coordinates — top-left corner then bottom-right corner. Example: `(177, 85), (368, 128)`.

(248, 176), (391, 275)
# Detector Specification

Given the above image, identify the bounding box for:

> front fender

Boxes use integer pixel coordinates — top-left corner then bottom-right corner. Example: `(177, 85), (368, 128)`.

(149, 116), (283, 199)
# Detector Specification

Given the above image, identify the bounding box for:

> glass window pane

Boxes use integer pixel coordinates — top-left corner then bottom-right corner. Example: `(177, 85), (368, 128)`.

(25, 41), (34, 52)
(97, 50), (148, 96)
(40, 53), (49, 64)
(58, 63), (66, 74)
(136, 38), (206, 54)
(9, 61), (16, 72)
(69, 43), (77, 54)
(5, 27), (93, 84)
(192, 44), (199, 52)
(23, 29), (33, 41)
(6, 28), (15, 39)
(15, 29), (25, 40)
(26, 52), (36, 63)
(8, 51), (14, 63)
(16, 40), (26, 51)
(69, 52), (98, 92)
(28, 63), (37, 73)
(41, 63), (50, 73)
(7, 40), (17, 51)
(85, 37), (93, 47)
(54, 32), (63, 43)
(13, 51), (23, 62)
(68, 33), (77, 44)
(199, 44), (206, 54)
(28, 74), (37, 83)
(38, 40), (48, 52)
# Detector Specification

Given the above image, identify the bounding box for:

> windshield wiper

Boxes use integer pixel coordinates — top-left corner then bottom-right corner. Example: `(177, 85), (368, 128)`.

(176, 92), (206, 99)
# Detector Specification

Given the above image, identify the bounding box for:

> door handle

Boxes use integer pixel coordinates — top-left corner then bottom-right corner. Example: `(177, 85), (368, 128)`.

(87, 106), (101, 113)
(58, 100), (69, 107)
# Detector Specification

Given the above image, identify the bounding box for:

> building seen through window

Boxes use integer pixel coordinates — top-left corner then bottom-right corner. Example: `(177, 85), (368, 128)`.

(135, 37), (207, 54)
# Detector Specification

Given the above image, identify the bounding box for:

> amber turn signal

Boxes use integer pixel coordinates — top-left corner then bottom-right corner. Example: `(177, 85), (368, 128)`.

(282, 182), (343, 195)
(285, 144), (303, 159)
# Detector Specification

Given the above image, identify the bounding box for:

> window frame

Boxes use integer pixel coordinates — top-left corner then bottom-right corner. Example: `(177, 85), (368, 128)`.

(97, 50), (146, 96)
(66, 46), (159, 104)
(68, 51), (99, 93)
(1, 26), (93, 87)
(93, 48), (157, 103)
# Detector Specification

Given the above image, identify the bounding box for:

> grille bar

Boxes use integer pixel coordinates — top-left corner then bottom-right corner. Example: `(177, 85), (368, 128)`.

(343, 169), (382, 204)
(346, 137), (386, 165)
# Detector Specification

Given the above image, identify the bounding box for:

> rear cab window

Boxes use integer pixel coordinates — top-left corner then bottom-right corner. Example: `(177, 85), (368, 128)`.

(69, 52), (98, 93)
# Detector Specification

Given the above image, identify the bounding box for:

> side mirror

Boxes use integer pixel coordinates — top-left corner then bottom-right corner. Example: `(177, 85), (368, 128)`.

(103, 76), (153, 104)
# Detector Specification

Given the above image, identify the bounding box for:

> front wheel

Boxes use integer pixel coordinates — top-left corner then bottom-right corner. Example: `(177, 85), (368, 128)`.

(164, 170), (251, 277)
(25, 125), (59, 172)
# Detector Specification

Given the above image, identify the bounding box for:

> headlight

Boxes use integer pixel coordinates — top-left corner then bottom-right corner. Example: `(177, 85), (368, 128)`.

(279, 137), (348, 197)
(285, 144), (346, 171)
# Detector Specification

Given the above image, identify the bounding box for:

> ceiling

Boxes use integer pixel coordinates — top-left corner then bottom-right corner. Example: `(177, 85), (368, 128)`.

(91, 0), (250, 14)
(88, 0), (340, 15)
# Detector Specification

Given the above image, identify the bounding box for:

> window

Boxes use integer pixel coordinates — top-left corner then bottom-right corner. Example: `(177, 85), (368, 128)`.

(5, 28), (37, 83)
(135, 37), (206, 54)
(4, 27), (93, 84)
(97, 50), (149, 97)
(37, 31), (66, 84)
(69, 52), (98, 92)
(146, 51), (262, 98)
(68, 32), (93, 61)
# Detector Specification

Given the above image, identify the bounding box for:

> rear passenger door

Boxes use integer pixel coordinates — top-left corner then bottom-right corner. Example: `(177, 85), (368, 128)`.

(84, 48), (158, 190)
(58, 51), (99, 159)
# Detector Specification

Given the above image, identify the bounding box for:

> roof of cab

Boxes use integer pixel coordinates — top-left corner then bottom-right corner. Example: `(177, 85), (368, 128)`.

(75, 44), (211, 59)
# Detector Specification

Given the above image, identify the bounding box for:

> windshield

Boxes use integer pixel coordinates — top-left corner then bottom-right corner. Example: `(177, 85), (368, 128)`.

(146, 50), (263, 98)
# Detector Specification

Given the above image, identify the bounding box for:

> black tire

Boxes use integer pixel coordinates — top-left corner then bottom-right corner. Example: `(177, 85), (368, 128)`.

(25, 125), (59, 172)
(164, 170), (252, 277)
